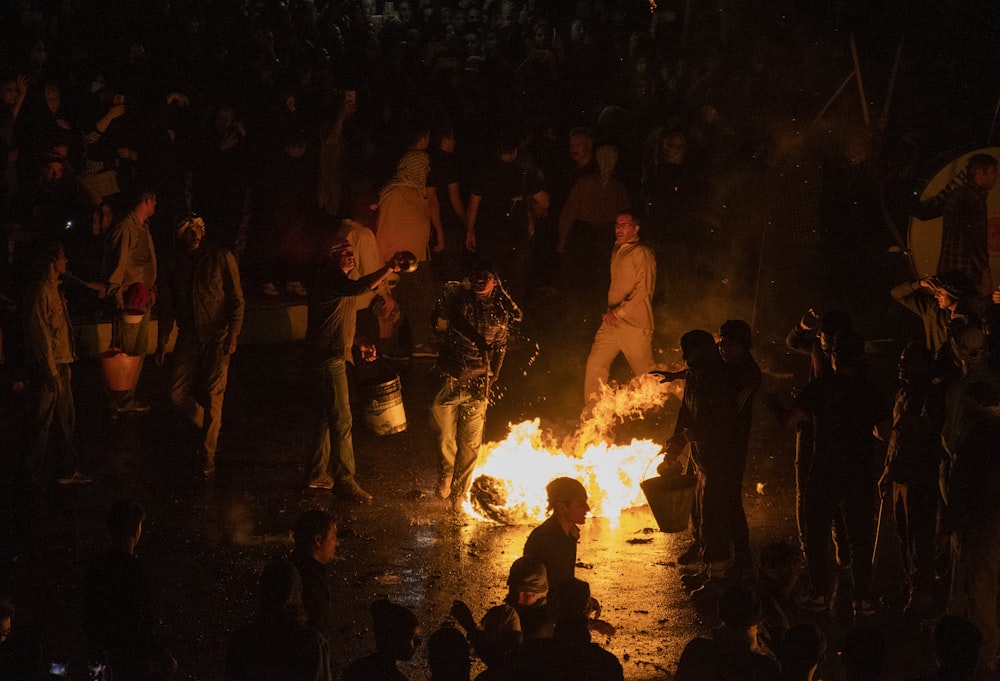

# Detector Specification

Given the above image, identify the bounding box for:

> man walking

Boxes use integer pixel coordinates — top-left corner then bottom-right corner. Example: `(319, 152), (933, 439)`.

(431, 261), (514, 510)
(155, 213), (244, 479)
(583, 210), (656, 405)
(105, 185), (158, 414)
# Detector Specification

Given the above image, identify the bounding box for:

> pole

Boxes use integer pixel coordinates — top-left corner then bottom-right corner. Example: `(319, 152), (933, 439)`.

(879, 38), (904, 132)
(810, 72), (855, 129)
(850, 35), (871, 127)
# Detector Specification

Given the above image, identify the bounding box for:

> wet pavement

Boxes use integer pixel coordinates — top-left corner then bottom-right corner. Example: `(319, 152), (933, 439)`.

(1, 286), (941, 680)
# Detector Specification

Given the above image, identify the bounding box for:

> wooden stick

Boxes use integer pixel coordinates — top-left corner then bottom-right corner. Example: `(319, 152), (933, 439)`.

(879, 38), (904, 132)
(850, 34), (871, 127)
(810, 72), (855, 128)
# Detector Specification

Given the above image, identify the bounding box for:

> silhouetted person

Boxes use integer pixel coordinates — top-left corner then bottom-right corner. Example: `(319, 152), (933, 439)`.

(511, 578), (624, 681)
(225, 558), (333, 681)
(675, 584), (780, 681)
(909, 615), (981, 681)
(343, 599), (421, 681)
(290, 509), (339, 641)
(0, 598), (43, 681)
(778, 623), (826, 681)
(427, 626), (471, 681)
(840, 627), (886, 681)
(524, 478), (590, 588)
(83, 500), (177, 680)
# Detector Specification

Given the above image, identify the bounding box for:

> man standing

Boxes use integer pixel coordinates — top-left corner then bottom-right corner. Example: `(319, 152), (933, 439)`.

(718, 320), (761, 581)
(105, 185), (158, 414)
(660, 330), (739, 596)
(290, 509), (339, 642)
(306, 240), (403, 502)
(427, 124), (467, 282)
(431, 261), (513, 510)
(24, 242), (89, 485)
(582, 210), (656, 405)
(155, 213), (244, 479)
(937, 154), (998, 295)
(465, 137), (549, 304)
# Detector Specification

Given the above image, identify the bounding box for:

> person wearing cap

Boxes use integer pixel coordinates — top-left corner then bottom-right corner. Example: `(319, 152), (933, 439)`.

(936, 153), (998, 296)
(304, 238), (406, 502)
(523, 477), (590, 588)
(891, 272), (982, 378)
(658, 330), (740, 598)
(776, 330), (888, 617)
(431, 260), (515, 510)
(582, 209), (656, 406)
(449, 555), (554, 672)
(940, 326), (1000, 676)
(104, 184), (158, 414)
(155, 213), (244, 478)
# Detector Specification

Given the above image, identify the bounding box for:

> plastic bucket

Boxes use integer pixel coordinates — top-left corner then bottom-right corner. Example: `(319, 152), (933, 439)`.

(640, 474), (697, 533)
(361, 375), (407, 435)
(99, 350), (141, 392)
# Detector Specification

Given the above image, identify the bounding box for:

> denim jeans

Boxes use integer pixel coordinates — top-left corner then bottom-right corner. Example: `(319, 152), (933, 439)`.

(430, 377), (488, 500)
(169, 331), (231, 466)
(308, 357), (356, 483)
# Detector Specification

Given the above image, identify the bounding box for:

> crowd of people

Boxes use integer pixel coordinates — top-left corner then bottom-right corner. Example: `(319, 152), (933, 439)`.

(2, 0), (1000, 679)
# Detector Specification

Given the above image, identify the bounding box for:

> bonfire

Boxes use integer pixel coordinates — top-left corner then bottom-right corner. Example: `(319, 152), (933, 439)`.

(468, 373), (682, 525)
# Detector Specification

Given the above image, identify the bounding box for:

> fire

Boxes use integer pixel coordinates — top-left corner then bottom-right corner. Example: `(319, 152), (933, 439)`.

(469, 373), (682, 526)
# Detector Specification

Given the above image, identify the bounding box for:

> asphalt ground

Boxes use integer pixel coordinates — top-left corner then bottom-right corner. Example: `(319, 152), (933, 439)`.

(0, 276), (946, 680)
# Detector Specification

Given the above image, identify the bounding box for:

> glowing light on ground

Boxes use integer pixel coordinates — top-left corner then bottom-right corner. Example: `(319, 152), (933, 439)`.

(469, 373), (682, 526)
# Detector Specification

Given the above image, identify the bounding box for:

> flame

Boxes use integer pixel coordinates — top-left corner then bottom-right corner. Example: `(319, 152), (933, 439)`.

(470, 373), (682, 526)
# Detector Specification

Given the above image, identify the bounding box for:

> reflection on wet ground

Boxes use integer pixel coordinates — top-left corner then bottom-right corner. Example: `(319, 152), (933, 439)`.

(1, 334), (940, 680)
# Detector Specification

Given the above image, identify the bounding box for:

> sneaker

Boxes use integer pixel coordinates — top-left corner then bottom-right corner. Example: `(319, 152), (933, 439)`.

(411, 344), (438, 359)
(260, 282), (281, 297)
(680, 571), (707, 590)
(285, 280), (308, 297)
(796, 592), (833, 613)
(690, 577), (726, 601)
(339, 479), (373, 504)
(56, 471), (93, 485)
(676, 542), (702, 565)
(114, 399), (151, 414)
(450, 494), (466, 513)
(852, 599), (876, 618)
(436, 476), (452, 500)
(308, 475), (335, 490)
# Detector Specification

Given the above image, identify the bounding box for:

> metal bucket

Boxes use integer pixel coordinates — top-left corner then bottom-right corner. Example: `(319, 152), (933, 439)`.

(361, 375), (407, 435)
(640, 474), (697, 533)
(99, 350), (141, 392)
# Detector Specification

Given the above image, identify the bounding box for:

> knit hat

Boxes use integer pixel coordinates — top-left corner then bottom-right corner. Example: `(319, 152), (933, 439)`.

(545, 477), (586, 507)
(506, 556), (548, 595)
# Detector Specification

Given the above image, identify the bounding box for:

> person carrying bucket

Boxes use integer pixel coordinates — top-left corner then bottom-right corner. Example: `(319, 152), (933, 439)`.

(431, 259), (517, 511)
(304, 238), (412, 503)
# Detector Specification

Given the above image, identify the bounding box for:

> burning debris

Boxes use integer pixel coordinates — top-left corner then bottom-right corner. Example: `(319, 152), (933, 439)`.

(468, 373), (681, 525)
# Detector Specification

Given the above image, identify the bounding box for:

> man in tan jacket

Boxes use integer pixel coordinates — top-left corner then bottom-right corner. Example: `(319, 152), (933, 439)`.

(582, 210), (657, 404)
